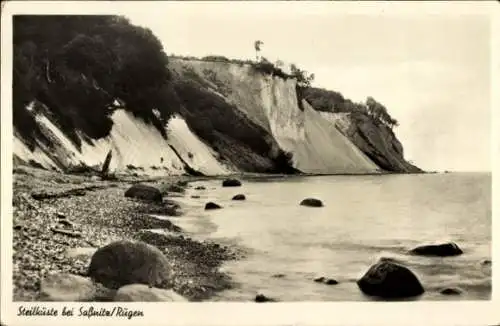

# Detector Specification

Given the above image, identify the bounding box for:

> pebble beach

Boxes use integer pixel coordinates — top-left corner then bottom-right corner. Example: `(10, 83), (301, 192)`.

(12, 166), (241, 302)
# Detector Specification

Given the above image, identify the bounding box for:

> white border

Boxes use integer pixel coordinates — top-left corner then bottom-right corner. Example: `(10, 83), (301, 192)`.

(1, 1), (499, 326)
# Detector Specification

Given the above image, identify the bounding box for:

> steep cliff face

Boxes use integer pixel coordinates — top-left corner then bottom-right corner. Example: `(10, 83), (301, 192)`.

(13, 57), (419, 175)
(319, 111), (421, 173)
(169, 59), (379, 174)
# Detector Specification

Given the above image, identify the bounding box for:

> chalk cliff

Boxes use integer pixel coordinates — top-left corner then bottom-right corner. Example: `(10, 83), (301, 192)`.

(12, 16), (420, 176)
(13, 57), (420, 175)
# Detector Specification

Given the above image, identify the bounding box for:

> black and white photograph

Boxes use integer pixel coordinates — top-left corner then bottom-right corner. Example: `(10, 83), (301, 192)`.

(1, 1), (498, 325)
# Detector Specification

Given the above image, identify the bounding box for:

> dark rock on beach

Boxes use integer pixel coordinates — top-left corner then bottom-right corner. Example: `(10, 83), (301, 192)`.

(409, 242), (463, 257)
(205, 202), (222, 210)
(124, 184), (162, 203)
(300, 198), (323, 207)
(222, 179), (242, 187)
(88, 240), (171, 289)
(195, 186), (206, 190)
(357, 260), (425, 298)
(232, 194), (246, 201)
(314, 277), (326, 283)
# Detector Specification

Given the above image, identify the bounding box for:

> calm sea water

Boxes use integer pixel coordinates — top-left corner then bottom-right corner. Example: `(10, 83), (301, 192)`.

(167, 173), (491, 301)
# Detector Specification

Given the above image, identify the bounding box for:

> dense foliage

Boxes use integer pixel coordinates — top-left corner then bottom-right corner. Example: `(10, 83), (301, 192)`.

(13, 15), (173, 149)
(302, 87), (399, 129)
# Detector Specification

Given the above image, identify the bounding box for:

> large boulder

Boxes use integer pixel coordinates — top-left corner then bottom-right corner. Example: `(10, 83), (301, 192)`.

(124, 184), (162, 203)
(39, 273), (97, 301)
(222, 179), (242, 187)
(88, 240), (171, 289)
(409, 242), (463, 257)
(300, 198), (323, 207)
(357, 260), (425, 298)
(114, 284), (187, 302)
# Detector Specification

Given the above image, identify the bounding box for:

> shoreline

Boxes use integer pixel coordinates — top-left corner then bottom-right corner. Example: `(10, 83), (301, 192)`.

(12, 165), (242, 302)
(11, 164), (459, 302)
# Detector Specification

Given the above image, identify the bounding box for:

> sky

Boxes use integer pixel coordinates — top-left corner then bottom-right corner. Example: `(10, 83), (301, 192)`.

(121, 2), (492, 172)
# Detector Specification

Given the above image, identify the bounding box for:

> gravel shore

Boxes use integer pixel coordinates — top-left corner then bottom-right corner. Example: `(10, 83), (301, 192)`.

(12, 166), (240, 301)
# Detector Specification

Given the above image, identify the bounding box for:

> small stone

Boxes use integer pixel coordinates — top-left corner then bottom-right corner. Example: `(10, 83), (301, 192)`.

(314, 277), (325, 283)
(232, 194), (246, 201)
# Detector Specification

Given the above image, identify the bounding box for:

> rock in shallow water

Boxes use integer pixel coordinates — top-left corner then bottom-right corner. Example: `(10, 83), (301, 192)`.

(114, 284), (187, 302)
(232, 194), (246, 201)
(205, 202), (222, 210)
(222, 179), (242, 187)
(255, 294), (276, 302)
(409, 242), (463, 257)
(124, 184), (162, 203)
(314, 276), (338, 285)
(357, 260), (424, 298)
(88, 240), (171, 289)
(300, 198), (323, 207)
(39, 273), (97, 301)
(440, 287), (462, 295)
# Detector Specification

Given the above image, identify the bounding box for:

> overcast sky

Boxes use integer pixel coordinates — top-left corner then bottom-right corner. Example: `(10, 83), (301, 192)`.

(121, 2), (491, 172)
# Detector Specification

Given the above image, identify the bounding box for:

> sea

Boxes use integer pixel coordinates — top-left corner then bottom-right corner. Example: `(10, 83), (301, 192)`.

(163, 172), (492, 301)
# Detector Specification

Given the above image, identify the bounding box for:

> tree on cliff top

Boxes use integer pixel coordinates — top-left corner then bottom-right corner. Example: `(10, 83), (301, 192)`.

(254, 40), (264, 61)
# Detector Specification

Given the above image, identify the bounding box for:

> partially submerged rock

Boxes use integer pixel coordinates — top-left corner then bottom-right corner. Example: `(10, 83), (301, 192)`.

(440, 287), (462, 295)
(314, 276), (338, 285)
(409, 242), (463, 257)
(164, 184), (185, 194)
(88, 240), (171, 289)
(39, 273), (97, 301)
(114, 284), (187, 302)
(125, 184), (162, 203)
(300, 198), (323, 207)
(232, 194), (246, 201)
(195, 186), (206, 190)
(205, 202), (222, 210)
(222, 179), (241, 187)
(255, 294), (276, 302)
(357, 260), (425, 298)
